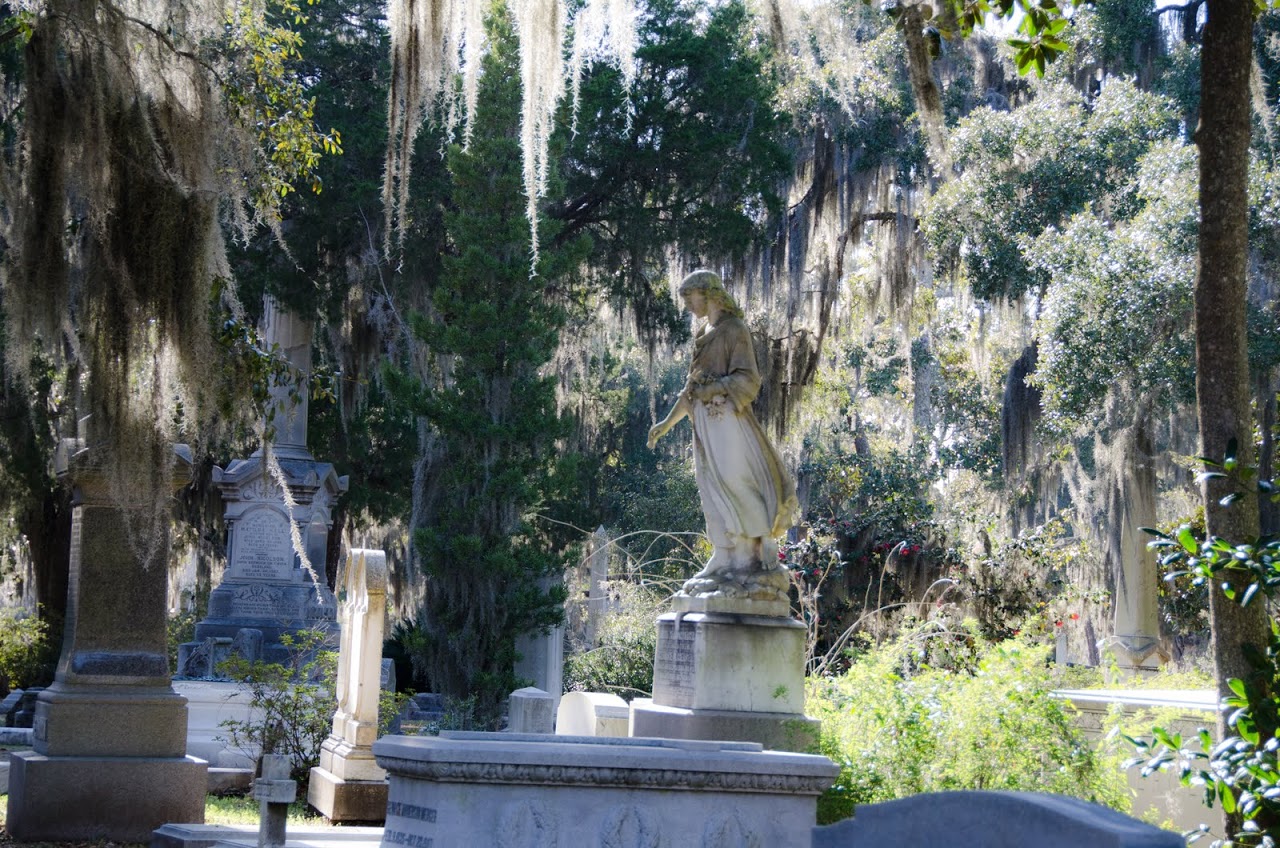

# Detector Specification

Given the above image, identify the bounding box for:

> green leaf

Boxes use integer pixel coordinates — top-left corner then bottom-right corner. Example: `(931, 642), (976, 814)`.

(1177, 525), (1198, 554)
(1241, 581), (1260, 608)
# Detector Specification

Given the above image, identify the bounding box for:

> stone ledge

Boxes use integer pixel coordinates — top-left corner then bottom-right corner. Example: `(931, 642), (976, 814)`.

(629, 698), (820, 753)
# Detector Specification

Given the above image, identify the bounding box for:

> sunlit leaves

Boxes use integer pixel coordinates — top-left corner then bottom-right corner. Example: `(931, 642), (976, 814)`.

(221, 0), (343, 215)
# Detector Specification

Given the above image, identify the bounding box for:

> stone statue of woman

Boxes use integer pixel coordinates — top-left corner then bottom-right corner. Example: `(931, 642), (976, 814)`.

(647, 270), (799, 604)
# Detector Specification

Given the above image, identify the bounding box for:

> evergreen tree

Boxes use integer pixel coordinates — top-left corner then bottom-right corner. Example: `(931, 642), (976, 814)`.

(403, 3), (587, 719)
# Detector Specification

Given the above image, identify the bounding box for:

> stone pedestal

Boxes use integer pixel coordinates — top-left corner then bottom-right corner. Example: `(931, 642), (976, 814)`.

(178, 452), (345, 672)
(629, 597), (818, 751)
(308, 549), (389, 823)
(373, 731), (838, 848)
(5, 440), (207, 841)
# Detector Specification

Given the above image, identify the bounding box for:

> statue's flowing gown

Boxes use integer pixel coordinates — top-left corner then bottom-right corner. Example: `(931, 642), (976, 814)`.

(687, 316), (799, 549)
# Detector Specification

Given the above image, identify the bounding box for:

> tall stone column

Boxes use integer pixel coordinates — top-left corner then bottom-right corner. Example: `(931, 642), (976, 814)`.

(261, 296), (313, 460)
(6, 440), (207, 841)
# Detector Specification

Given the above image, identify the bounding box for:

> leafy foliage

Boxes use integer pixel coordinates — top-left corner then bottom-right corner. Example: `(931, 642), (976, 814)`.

(923, 79), (1178, 301)
(218, 630), (337, 786)
(564, 580), (666, 699)
(0, 606), (56, 693)
(810, 624), (1129, 824)
(553, 0), (790, 339)
(1129, 464), (1280, 846)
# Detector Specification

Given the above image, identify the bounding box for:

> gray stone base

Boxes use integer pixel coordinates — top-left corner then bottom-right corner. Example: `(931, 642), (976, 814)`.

(629, 698), (820, 752)
(6, 750), (207, 842)
(307, 766), (389, 823)
(152, 822), (383, 848)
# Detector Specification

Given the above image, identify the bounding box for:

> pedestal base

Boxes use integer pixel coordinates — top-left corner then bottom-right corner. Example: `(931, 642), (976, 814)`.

(307, 767), (389, 823)
(652, 611), (805, 713)
(630, 699), (819, 752)
(33, 682), (190, 757)
(5, 750), (207, 842)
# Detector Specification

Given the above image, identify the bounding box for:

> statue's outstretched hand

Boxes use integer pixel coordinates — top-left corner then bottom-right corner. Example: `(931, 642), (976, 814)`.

(648, 394), (690, 449)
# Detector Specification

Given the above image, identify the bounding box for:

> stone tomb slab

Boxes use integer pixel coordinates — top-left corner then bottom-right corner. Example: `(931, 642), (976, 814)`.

(652, 611), (805, 714)
(372, 731), (838, 848)
(811, 790), (1183, 847)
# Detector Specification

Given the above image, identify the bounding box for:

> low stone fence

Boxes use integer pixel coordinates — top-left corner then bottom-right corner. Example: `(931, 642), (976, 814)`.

(1057, 687), (1218, 835)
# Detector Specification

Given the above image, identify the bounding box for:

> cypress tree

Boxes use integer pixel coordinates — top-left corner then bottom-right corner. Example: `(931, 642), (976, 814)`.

(405, 2), (585, 720)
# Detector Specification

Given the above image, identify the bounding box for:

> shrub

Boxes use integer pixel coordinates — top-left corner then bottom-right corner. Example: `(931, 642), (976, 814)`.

(0, 606), (57, 693)
(563, 580), (665, 700)
(808, 622), (1129, 824)
(217, 629), (337, 786)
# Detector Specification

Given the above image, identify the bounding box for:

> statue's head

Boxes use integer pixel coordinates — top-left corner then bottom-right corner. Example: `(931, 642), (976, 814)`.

(678, 270), (743, 319)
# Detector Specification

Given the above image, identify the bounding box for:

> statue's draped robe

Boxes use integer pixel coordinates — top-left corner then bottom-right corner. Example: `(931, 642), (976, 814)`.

(687, 316), (799, 549)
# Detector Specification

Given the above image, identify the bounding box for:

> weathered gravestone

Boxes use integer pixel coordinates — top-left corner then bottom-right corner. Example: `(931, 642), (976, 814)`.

(6, 439), (206, 841)
(177, 301), (345, 675)
(508, 687), (555, 734)
(308, 548), (390, 822)
(810, 791), (1183, 848)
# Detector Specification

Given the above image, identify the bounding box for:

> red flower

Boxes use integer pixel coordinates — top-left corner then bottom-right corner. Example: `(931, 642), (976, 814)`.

(1069, 612), (1079, 620)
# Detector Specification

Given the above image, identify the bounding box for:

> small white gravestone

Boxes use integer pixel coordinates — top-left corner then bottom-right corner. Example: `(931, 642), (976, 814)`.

(509, 687), (556, 734)
(556, 691), (629, 737)
(307, 549), (389, 822)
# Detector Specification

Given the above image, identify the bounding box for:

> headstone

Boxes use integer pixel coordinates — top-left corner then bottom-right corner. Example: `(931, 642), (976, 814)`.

(508, 687), (555, 734)
(11, 687), (41, 728)
(253, 753), (297, 848)
(514, 576), (565, 719)
(178, 301), (346, 675)
(810, 790), (1183, 847)
(373, 731), (838, 848)
(5, 438), (207, 841)
(556, 691), (629, 737)
(585, 526), (609, 647)
(0, 688), (23, 726)
(308, 549), (390, 823)
(381, 658), (396, 693)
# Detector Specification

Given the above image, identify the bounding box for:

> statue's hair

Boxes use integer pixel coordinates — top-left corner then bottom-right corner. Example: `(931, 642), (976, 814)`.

(678, 270), (744, 319)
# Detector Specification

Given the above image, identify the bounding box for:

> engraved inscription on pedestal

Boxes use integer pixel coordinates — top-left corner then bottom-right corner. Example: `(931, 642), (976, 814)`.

(229, 508), (294, 581)
(230, 584), (286, 619)
(384, 830), (434, 848)
(653, 620), (696, 707)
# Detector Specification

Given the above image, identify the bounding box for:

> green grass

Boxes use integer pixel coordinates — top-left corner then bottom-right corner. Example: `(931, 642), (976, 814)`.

(204, 794), (331, 826)
(0, 792), (335, 844)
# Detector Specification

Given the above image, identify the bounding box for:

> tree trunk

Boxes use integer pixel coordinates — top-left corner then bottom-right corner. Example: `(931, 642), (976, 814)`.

(901, 5), (952, 180)
(1196, 0), (1273, 835)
